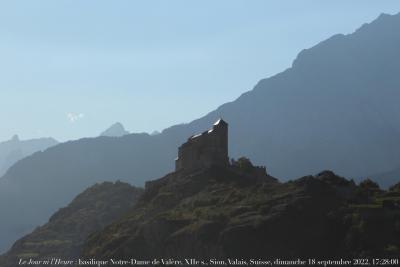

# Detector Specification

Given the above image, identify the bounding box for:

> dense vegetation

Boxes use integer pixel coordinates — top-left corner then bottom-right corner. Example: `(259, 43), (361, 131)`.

(79, 166), (400, 264)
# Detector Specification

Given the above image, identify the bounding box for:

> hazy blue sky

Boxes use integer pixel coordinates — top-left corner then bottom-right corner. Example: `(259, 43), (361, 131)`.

(1, 1), (399, 142)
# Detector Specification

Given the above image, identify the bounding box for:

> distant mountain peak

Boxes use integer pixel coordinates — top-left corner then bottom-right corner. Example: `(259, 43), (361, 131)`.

(11, 135), (19, 142)
(150, 130), (161, 136)
(100, 122), (129, 137)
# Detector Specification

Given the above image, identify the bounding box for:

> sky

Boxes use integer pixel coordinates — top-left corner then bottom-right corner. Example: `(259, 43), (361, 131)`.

(0, 1), (399, 142)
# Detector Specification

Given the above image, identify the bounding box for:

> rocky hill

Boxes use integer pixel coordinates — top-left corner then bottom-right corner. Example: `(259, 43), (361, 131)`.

(0, 181), (143, 267)
(1, 161), (399, 266)
(79, 166), (400, 263)
(1, 12), (400, 253)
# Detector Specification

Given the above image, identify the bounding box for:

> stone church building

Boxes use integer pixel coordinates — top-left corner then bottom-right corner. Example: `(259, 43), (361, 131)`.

(175, 119), (229, 172)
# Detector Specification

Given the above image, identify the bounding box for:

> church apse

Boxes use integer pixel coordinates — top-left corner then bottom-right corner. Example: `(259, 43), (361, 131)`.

(175, 119), (229, 172)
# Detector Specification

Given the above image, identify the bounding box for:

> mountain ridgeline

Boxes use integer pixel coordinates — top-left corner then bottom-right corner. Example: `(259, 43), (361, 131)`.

(0, 181), (143, 267)
(0, 135), (58, 177)
(0, 12), (400, 253)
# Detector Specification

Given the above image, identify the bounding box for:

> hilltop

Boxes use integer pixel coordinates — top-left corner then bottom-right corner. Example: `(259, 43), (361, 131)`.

(80, 167), (400, 263)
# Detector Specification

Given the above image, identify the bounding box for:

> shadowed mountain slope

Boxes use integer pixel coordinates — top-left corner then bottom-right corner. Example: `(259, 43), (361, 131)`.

(0, 181), (143, 267)
(79, 168), (400, 263)
(1, 12), (400, 252)
(0, 135), (58, 177)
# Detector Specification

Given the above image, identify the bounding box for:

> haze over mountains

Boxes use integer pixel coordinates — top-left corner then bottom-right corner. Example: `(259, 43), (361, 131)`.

(99, 122), (129, 137)
(1, 12), (400, 253)
(0, 135), (58, 177)
(0, 181), (143, 266)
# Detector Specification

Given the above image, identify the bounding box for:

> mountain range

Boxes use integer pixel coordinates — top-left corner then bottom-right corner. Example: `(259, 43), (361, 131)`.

(0, 12), (399, 253)
(0, 181), (142, 267)
(0, 135), (57, 177)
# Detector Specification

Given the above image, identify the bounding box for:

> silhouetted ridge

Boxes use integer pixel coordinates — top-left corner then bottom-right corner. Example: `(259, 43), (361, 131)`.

(0, 181), (143, 267)
(0, 135), (58, 178)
